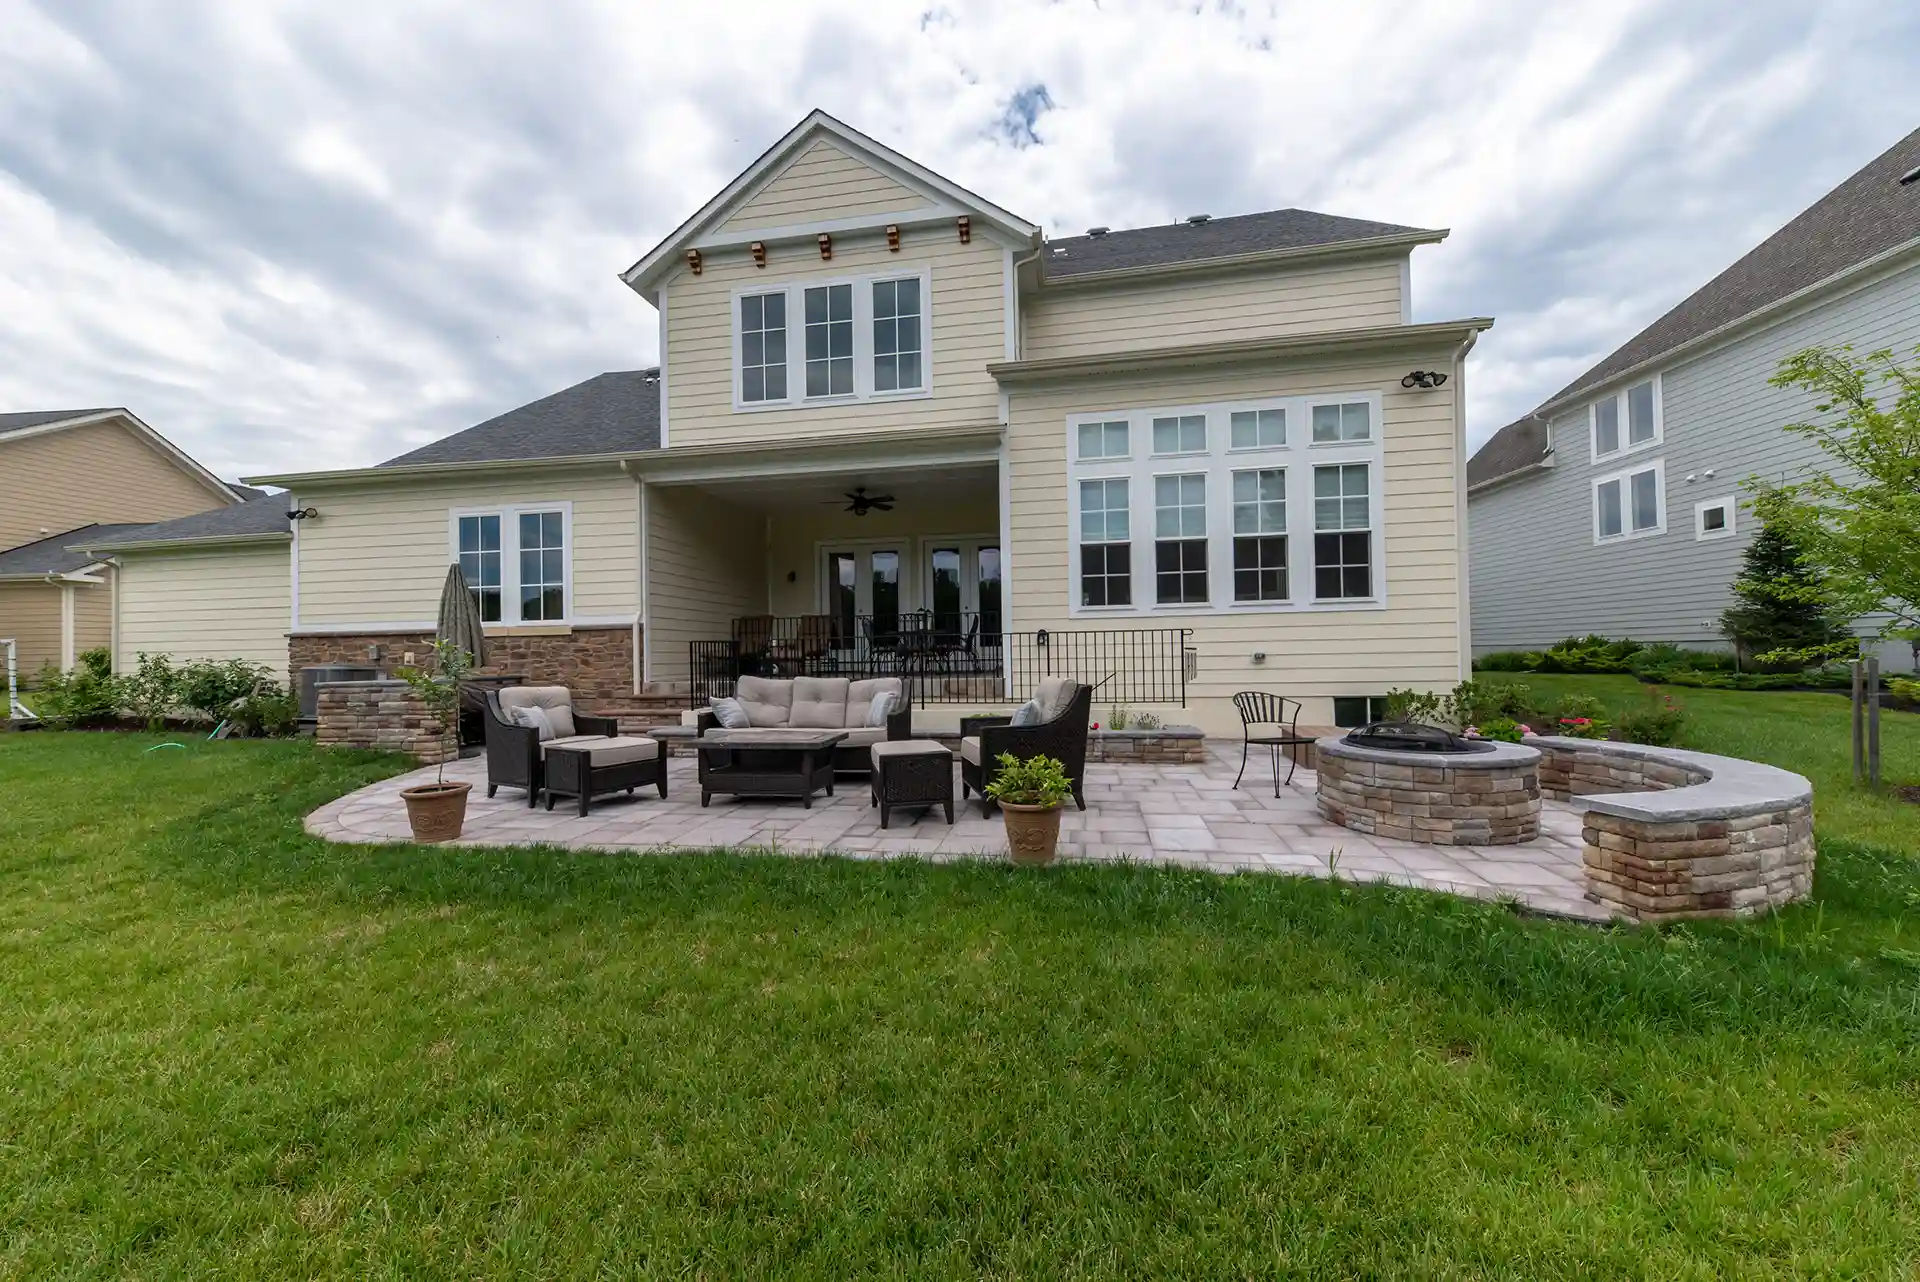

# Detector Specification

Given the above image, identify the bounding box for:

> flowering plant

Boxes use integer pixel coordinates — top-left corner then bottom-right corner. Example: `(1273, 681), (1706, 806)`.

(1469, 717), (1529, 743)
(1558, 715), (1609, 740)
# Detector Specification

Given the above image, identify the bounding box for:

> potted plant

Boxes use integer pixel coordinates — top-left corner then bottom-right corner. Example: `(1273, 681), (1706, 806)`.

(396, 639), (474, 842)
(984, 752), (1072, 866)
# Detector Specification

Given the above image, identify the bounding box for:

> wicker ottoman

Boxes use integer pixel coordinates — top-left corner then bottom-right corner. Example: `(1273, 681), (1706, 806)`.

(543, 736), (666, 817)
(869, 740), (954, 828)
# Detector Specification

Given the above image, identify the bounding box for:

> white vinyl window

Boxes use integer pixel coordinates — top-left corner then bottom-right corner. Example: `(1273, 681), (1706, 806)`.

(1232, 469), (1288, 602)
(1154, 474), (1208, 605)
(1593, 459), (1665, 543)
(1077, 478), (1131, 608)
(1076, 419), (1130, 461)
(732, 269), (933, 409)
(1313, 463), (1372, 600)
(1152, 414), (1207, 455)
(1230, 408), (1286, 450)
(1311, 401), (1371, 444)
(1695, 495), (1735, 542)
(449, 504), (571, 624)
(1591, 377), (1661, 461)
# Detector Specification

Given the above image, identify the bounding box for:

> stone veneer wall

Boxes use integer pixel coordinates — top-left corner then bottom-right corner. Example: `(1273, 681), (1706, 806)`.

(290, 626), (635, 704)
(1085, 727), (1207, 764)
(1315, 747), (1541, 846)
(1527, 738), (1815, 922)
(315, 679), (455, 765)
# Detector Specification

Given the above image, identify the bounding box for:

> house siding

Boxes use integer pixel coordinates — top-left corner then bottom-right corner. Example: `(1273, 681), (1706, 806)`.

(0, 419), (231, 552)
(0, 583), (62, 679)
(72, 575), (112, 663)
(1023, 255), (1407, 361)
(719, 138), (933, 233)
(662, 230), (1007, 450)
(1469, 258), (1920, 661)
(116, 543), (292, 676)
(644, 483), (767, 682)
(293, 468), (640, 628)
(1005, 347), (1467, 736)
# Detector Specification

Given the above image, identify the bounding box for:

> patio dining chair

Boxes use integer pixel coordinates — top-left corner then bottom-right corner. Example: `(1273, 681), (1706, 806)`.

(1231, 692), (1317, 795)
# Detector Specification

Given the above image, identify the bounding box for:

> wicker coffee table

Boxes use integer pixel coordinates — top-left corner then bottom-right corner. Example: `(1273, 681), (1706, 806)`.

(868, 739), (954, 828)
(697, 729), (846, 809)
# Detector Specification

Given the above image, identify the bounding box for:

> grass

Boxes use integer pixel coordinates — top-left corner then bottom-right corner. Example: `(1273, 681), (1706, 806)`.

(1472, 672), (1920, 851)
(3, 730), (1920, 1277)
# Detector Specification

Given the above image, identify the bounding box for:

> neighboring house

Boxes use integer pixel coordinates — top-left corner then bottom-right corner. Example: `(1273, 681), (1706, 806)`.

(1468, 126), (1920, 668)
(248, 109), (1492, 734)
(0, 408), (246, 677)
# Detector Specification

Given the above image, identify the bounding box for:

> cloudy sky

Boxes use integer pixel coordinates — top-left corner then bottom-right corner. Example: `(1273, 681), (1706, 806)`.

(3, 0), (1917, 481)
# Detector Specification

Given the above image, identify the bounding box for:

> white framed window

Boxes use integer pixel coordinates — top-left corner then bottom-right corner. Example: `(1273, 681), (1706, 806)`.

(1062, 390), (1382, 616)
(1695, 495), (1736, 541)
(1313, 463), (1373, 600)
(1151, 414), (1207, 456)
(1310, 401), (1371, 444)
(1075, 418), (1130, 462)
(448, 503), (572, 625)
(731, 267), (933, 410)
(1590, 376), (1661, 461)
(1592, 458), (1665, 544)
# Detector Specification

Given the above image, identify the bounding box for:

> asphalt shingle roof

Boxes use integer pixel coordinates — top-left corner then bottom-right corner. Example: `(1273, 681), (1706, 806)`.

(1041, 208), (1436, 279)
(78, 496), (290, 550)
(0, 524), (145, 576)
(379, 370), (662, 468)
(1549, 125), (1920, 405)
(0, 408), (114, 438)
(1466, 417), (1548, 490)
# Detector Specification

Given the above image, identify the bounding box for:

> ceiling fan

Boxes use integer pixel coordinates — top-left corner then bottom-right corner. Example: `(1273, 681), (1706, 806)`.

(827, 486), (896, 516)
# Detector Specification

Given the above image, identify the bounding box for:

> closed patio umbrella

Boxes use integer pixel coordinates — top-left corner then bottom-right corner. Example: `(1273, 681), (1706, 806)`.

(436, 562), (488, 669)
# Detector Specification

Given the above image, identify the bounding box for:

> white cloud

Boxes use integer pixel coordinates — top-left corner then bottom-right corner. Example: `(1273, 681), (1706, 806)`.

(0, 0), (1915, 479)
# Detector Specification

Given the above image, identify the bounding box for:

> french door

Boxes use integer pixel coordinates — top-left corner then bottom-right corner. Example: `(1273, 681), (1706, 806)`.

(823, 544), (906, 648)
(923, 539), (1002, 644)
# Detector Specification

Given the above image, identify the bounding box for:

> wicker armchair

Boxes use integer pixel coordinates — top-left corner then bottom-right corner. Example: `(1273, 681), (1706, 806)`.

(958, 682), (1094, 814)
(483, 688), (618, 806)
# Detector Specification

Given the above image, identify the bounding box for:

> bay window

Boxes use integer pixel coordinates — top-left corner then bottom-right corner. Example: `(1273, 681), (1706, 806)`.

(733, 268), (932, 408)
(450, 504), (570, 625)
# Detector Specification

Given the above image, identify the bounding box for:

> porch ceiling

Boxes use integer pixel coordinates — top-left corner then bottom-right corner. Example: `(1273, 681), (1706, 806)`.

(664, 462), (997, 510)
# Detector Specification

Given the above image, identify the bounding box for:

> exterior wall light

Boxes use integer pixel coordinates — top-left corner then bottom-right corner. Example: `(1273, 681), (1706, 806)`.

(1400, 370), (1447, 389)
(287, 506), (319, 520)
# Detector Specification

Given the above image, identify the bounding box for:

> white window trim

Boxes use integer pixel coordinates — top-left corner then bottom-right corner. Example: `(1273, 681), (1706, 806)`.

(1064, 390), (1386, 618)
(730, 266), (934, 412)
(1695, 495), (1736, 542)
(447, 502), (576, 626)
(1591, 458), (1665, 545)
(1589, 374), (1664, 463)
(1071, 416), (1134, 464)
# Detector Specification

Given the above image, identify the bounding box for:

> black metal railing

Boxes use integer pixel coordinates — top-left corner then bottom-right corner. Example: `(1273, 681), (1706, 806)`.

(689, 613), (1192, 708)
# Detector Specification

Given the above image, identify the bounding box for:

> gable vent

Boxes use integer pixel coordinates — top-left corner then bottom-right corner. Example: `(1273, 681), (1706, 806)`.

(1186, 214), (1212, 226)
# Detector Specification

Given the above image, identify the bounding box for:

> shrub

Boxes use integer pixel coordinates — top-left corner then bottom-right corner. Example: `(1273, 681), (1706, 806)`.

(1889, 675), (1920, 704)
(178, 658), (272, 724)
(231, 685), (299, 737)
(984, 753), (1072, 808)
(1384, 687), (1444, 725)
(121, 652), (183, 732)
(1475, 651), (1535, 672)
(1470, 717), (1527, 743)
(1533, 635), (1647, 674)
(1719, 519), (1854, 669)
(26, 648), (122, 728)
(1107, 706), (1131, 731)
(1615, 693), (1688, 747)
(1551, 692), (1610, 739)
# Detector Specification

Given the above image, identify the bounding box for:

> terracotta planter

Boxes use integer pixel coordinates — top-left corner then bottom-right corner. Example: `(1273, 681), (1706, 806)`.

(401, 781), (471, 842)
(1000, 800), (1064, 866)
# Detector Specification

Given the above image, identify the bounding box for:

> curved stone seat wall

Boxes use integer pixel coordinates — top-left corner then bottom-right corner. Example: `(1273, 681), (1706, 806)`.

(1314, 738), (1541, 846)
(1525, 737), (1814, 922)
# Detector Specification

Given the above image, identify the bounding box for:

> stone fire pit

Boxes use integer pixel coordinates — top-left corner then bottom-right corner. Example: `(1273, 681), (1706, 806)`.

(1315, 733), (1542, 846)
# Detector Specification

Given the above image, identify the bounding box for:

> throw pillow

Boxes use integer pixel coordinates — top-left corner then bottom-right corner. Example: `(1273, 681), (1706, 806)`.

(546, 704), (577, 740)
(1008, 699), (1043, 727)
(710, 696), (751, 729)
(865, 691), (897, 727)
(510, 704), (556, 741)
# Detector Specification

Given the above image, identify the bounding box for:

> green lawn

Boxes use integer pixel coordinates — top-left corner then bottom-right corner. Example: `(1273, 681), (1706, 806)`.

(3, 728), (1919, 1277)
(1473, 673), (1920, 851)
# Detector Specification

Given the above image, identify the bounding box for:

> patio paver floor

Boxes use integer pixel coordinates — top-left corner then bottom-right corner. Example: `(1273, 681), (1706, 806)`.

(306, 743), (1617, 922)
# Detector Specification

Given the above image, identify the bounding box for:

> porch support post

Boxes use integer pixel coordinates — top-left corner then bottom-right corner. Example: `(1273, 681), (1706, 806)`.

(997, 435), (1014, 700)
(59, 582), (76, 672)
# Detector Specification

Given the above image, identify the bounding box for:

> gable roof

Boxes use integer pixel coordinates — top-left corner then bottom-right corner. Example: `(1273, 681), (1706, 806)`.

(0, 523), (143, 579)
(377, 370), (662, 469)
(75, 495), (290, 553)
(1041, 209), (1442, 281)
(622, 109), (1040, 300)
(0, 407), (245, 504)
(1544, 124), (1920, 409)
(1466, 416), (1549, 491)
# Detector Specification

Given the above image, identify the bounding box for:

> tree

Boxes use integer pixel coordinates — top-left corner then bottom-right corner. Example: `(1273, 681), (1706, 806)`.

(1718, 519), (1850, 669)
(1746, 344), (1920, 660)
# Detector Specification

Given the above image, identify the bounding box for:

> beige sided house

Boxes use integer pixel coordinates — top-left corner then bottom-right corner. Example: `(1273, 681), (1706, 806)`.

(0, 408), (245, 677)
(249, 110), (1490, 735)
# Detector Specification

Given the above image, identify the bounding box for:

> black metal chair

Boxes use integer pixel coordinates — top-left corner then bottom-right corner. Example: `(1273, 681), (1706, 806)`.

(1231, 692), (1316, 794)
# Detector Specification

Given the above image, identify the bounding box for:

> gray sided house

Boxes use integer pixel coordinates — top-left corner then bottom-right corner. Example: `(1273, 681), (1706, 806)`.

(1467, 125), (1920, 669)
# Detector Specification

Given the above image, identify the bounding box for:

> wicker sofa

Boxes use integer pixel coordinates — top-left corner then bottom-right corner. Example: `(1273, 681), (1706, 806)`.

(695, 674), (912, 773)
(958, 677), (1093, 814)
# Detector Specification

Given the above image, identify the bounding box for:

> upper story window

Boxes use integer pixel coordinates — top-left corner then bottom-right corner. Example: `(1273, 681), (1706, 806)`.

(732, 268), (932, 411)
(1591, 377), (1661, 461)
(1593, 458), (1664, 544)
(1695, 495), (1735, 542)
(451, 504), (571, 625)
(1066, 391), (1383, 616)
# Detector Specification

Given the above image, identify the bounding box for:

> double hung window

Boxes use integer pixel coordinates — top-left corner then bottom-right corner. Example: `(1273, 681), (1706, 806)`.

(1154, 474), (1208, 604)
(1591, 378), (1661, 460)
(452, 505), (569, 625)
(1078, 478), (1132, 607)
(1312, 464), (1372, 600)
(1593, 459), (1665, 542)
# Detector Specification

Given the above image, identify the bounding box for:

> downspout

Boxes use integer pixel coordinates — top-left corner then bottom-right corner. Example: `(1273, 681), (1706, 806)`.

(1451, 330), (1480, 681)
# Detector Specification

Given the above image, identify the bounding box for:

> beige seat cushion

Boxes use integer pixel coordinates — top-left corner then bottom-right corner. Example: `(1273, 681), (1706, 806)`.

(1034, 676), (1078, 722)
(499, 685), (577, 738)
(735, 675), (794, 728)
(844, 677), (905, 729)
(541, 734), (658, 765)
(834, 726), (887, 748)
(789, 676), (851, 729)
(959, 735), (983, 766)
(871, 738), (951, 768)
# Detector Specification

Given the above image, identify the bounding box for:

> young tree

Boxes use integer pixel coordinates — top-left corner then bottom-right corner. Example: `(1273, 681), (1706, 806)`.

(1718, 520), (1850, 669)
(1746, 344), (1920, 660)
